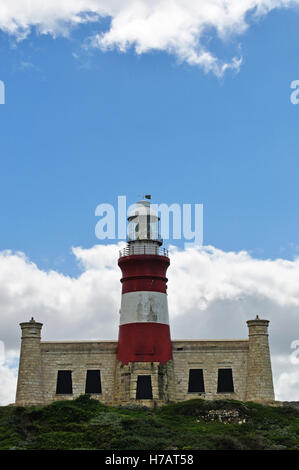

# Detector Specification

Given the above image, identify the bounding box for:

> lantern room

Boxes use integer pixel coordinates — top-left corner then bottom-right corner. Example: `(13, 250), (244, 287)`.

(127, 198), (161, 245)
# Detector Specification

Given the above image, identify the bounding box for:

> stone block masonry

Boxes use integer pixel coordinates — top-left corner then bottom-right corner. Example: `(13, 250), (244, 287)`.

(15, 316), (275, 406)
(40, 340), (117, 405)
(246, 317), (275, 402)
(16, 318), (44, 406)
(172, 339), (249, 402)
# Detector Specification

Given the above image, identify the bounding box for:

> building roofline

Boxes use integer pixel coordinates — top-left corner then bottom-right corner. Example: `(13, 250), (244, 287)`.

(40, 338), (249, 344)
(41, 340), (118, 344)
(172, 339), (248, 342)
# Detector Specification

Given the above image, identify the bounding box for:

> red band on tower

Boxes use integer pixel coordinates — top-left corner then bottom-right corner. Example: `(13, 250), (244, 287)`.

(118, 254), (169, 293)
(118, 322), (172, 364)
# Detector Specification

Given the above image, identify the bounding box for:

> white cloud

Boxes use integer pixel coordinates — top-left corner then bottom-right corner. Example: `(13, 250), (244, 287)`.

(0, 343), (18, 406)
(0, 1), (299, 74)
(0, 364), (17, 406)
(0, 243), (299, 404)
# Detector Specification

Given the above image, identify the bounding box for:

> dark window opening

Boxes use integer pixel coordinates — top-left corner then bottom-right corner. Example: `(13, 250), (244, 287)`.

(188, 369), (205, 393)
(56, 370), (72, 394)
(136, 375), (153, 399)
(217, 369), (234, 393)
(85, 370), (102, 394)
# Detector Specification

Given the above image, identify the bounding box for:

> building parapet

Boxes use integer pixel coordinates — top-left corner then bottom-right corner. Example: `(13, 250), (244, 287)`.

(172, 340), (249, 351)
(40, 341), (118, 353)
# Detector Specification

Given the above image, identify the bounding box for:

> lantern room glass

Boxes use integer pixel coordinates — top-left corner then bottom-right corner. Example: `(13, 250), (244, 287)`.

(128, 214), (159, 241)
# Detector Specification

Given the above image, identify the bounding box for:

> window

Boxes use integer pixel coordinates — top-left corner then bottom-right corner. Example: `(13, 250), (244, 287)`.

(56, 370), (72, 394)
(188, 369), (205, 393)
(85, 370), (102, 394)
(217, 369), (234, 393)
(136, 375), (153, 399)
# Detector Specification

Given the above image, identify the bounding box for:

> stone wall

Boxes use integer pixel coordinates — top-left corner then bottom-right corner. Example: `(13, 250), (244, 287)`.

(40, 340), (117, 405)
(172, 340), (249, 402)
(16, 339), (250, 405)
(15, 318), (275, 406)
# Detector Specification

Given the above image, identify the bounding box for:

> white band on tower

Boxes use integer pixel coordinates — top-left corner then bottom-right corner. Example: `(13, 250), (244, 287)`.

(120, 291), (169, 325)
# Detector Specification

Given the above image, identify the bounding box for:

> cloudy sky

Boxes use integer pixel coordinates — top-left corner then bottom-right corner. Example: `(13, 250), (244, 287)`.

(0, 1), (299, 404)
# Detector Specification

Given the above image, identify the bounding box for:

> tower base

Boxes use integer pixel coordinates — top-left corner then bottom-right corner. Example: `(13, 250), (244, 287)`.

(113, 360), (176, 406)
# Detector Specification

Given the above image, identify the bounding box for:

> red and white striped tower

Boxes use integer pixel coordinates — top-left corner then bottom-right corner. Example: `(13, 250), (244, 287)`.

(117, 197), (172, 365)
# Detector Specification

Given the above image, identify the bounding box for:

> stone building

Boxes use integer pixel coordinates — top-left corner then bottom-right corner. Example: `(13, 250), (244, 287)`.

(15, 198), (275, 407)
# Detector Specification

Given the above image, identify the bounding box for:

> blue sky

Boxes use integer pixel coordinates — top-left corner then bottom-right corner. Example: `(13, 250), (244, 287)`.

(0, 6), (299, 275)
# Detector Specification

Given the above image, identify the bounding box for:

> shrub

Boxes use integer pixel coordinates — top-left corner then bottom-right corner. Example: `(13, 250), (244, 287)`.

(90, 412), (123, 429)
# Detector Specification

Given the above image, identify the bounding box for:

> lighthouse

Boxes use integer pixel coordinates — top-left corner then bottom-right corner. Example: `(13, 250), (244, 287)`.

(117, 197), (173, 365)
(14, 194), (275, 406)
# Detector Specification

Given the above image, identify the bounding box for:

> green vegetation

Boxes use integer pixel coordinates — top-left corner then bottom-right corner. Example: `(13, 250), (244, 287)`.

(0, 395), (298, 450)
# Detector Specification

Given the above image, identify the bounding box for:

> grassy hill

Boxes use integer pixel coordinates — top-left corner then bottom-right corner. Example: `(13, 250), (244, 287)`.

(0, 395), (299, 450)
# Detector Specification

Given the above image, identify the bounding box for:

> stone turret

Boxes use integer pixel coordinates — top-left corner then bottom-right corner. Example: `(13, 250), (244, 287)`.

(15, 318), (44, 406)
(246, 316), (274, 402)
